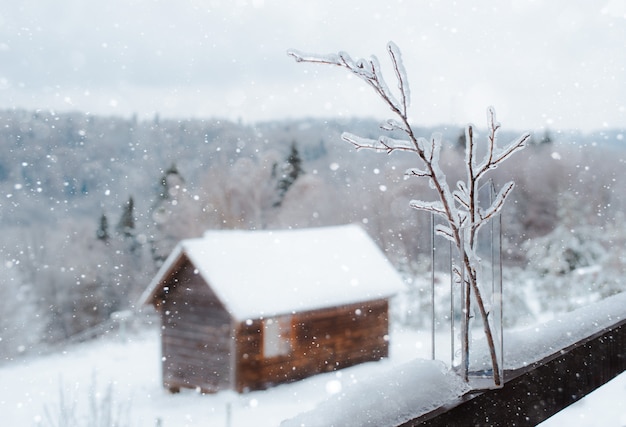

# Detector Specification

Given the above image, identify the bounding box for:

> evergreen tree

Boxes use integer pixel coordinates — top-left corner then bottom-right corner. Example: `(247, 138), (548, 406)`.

(116, 196), (136, 238)
(273, 141), (304, 207)
(455, 128), (466, 151)
(539, 129), (553, 145)
(96, 212), (110, 242)
(157, 163), (184, 202)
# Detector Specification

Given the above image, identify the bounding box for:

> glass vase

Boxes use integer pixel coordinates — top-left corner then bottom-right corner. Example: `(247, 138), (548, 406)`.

(431, 181), (504, 389)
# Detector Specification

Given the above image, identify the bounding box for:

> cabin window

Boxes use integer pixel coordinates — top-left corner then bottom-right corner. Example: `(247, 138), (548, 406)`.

(263, 315), (292, 358)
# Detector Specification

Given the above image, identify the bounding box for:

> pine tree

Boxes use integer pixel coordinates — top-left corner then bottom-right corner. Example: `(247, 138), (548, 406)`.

(456, 128), (466, 151)
(539, 129), (553, 145)
(157, 163), (184, 202)
(116, 196), (135, 238)
(273, 141), (304, 207)
(96, 212), (110, 242)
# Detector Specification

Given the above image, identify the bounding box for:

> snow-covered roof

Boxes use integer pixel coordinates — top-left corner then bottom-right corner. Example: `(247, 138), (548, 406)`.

(141, 224), (405, 321)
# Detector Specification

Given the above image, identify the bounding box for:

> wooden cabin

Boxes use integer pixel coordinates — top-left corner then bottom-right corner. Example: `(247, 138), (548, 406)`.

(140, 224), (405, 393)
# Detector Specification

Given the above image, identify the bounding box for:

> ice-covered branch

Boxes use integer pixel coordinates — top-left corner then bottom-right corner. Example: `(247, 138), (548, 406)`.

(474, 108), (530, 179)
(484, 132), (531, 170)
(287, 43), (410, 119)
(405, 167), (431, 179)
(288, 42), (529, 388)
(387, 41), (410, 117)
(435, 224), (456, 243)
(453, 181), (471, 209)
(409, 199), (447, 216)
(286, 49), (343, 66)
(380, 118), (409, 133)
(474, 181), (515, 235)
(342, 133), (416, 154)
(423, 133), (443, 164)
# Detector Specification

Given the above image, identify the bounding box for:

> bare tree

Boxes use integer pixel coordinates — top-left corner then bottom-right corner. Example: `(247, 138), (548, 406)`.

(288, 42), (530, 386)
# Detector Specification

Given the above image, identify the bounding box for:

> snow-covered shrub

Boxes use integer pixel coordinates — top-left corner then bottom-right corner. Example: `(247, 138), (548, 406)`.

(520, 224), (625, 317)
(525, 225), (606, 276)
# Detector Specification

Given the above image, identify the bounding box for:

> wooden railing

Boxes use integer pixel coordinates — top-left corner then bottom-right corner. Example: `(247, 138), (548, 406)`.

(400, 316), (626, 426)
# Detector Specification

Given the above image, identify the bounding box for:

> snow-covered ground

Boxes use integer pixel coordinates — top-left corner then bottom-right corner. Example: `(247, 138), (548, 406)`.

(1, 321), (624, 426)
(0, 326), (431, 427)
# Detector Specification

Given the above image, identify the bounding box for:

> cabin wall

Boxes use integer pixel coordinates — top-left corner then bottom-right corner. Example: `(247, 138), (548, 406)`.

(160, 260), (233, 393)
(235, 299), (390, 392)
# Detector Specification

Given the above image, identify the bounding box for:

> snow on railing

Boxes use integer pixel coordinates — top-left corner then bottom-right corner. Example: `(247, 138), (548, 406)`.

(500, 290), (625, 370)
(281, 292), (626, 427)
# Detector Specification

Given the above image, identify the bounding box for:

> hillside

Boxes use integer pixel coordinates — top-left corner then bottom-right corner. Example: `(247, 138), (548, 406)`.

(1, 109), (626, 360)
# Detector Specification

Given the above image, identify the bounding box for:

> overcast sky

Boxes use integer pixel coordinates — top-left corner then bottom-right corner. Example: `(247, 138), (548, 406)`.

(1, 0), (624, 131)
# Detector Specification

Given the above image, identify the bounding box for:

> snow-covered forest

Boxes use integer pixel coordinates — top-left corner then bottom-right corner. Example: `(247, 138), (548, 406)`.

(0, 108), (624, 361)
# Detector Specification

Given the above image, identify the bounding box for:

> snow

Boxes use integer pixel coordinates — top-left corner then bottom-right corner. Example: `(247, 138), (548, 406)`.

(470, 291), (626, 370)
(1, 294), (625, 427)
(0, 327), (429, 427)
(141, 224), (405, 320)
(287, 291), (626, 427)
(281, 359), (470, 427)
(505, 291), (626, 369)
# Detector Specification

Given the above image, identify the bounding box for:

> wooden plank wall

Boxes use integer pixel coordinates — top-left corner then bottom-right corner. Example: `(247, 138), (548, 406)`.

(235, 299), (390, 392)
(153, 256), (393, 394)
(160, 259), (232, 393)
